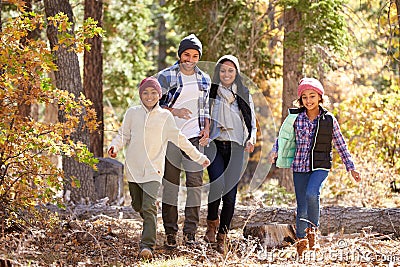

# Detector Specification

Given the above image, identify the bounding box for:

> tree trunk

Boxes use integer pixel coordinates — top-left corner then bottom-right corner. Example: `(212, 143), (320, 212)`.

(44, 0), (97, 204)
(45, 71), (60, 167)
(279, 5), (304, 193)
(0, 1), (2, 30)
(84, 0), (104, 158)
(157, 0), (167, 71)
(93, 158), (124, 205)
(17, 0), (35, 119)
(396, 0), (400, 80)
(230, 206), (400, 237)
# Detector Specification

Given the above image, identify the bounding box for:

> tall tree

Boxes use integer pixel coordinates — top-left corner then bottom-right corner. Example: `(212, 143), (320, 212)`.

(158, 0), (167, 71)
(392, 0), (400, 80)
(44, 0), (97, 203)
(18, 0), (40, 119)
(84, 0), (103, 157)
(14, 0), (30, 121)
(280, 5), (303, 192)
(0, 0), (2, 30)
(282, 7), (303, 123)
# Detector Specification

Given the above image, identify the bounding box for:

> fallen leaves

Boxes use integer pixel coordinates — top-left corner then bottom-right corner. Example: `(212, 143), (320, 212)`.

(1, 208), (400, 266)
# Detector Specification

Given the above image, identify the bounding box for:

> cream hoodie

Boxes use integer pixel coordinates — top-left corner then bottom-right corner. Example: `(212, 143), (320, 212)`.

(109, 103), (208, 183)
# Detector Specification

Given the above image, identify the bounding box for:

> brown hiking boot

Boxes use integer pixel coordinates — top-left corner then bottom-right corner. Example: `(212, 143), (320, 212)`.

(296, 238), (308, 256)
(204, 219), (219, 243)
(183, 232), (197, 247)
(215, 233), (227, 254)
(164, 233), (177, 249)
(306, 227), (319, 250)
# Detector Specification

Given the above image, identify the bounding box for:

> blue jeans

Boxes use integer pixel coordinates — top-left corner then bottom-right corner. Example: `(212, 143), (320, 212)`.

(293, 170), (328, 238)
(206, 140), (245, 234)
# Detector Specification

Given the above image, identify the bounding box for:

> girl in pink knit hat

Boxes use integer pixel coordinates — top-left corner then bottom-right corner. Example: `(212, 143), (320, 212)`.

(269, 77), (361, 256)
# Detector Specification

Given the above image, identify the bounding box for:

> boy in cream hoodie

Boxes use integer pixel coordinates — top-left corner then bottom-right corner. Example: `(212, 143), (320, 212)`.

(108, 77), (209, 260)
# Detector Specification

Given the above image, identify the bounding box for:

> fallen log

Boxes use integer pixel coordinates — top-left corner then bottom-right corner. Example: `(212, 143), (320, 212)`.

(230, 206), (400, 237)
(45, 203), (400, 238)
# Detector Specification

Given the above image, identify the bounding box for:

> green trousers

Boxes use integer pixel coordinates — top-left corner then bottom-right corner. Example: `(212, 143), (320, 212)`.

(128, 181), (160, 250)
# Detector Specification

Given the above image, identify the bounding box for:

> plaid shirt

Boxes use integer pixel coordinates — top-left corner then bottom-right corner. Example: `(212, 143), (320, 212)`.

(156, 61), (211, 130)
(273, 109), (355, 172)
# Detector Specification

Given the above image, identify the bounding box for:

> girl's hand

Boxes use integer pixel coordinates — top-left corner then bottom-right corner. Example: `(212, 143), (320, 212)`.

(108, 146), (117, 158)
(269, 151), (277, 164)
(245, 141), (255, 153)
(351, 170), (361, 182)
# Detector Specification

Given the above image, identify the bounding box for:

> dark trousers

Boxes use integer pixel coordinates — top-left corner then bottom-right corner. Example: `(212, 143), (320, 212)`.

(128, 181), (160, 250)
(162, 137), (204, 235)
(206, 140), (245, 234)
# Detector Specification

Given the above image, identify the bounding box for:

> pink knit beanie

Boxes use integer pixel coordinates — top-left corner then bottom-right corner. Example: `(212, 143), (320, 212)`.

(297, 78), (324, 97)
(139, 77), (162, 97)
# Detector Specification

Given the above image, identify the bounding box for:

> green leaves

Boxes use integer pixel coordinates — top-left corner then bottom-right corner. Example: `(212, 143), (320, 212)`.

(102, 0), (154, 113)
(334, 89), (400, 172)
(281, 0), (349, 75)
(47, 12), (104, 53)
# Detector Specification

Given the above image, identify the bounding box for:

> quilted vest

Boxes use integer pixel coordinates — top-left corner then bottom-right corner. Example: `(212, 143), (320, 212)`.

(276, 107), (334, 170)
(276, 108), (302, 168)
(311, 111), (334, 170)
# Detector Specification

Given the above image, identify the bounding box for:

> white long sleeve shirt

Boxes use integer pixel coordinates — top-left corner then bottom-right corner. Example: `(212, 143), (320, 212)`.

(109, 103), (208, 183)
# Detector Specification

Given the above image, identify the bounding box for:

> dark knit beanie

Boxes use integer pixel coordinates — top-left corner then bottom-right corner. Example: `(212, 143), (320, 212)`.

(178, 34), (202, 58)
(139, 77), (162, 97)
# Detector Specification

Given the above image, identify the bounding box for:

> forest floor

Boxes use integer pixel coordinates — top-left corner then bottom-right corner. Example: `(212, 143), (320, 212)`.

(1, 199), (400, 267)
(2, 164), (400, 267)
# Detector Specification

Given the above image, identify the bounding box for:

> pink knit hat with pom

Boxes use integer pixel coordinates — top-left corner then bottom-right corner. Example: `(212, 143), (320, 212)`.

(139, 77), (162, 97)
(297, 78), (324, 97)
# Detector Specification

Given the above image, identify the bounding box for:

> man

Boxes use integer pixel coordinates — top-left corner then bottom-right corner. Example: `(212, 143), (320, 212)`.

(157, 34), (210, 248)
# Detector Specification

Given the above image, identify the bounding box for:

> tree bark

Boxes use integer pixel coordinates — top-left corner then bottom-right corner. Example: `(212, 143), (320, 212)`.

(279, 5), (304, 193)
(44, 0), (97, 203)
(395, 0), (400, 80)
(0, 1), (2, 31)
(84, 0), (104, 158)
(230, 206), (400, 237)
(17, 0), (35, 119)
(93, 157), (124, 205)
(157, 0), (167, 71)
